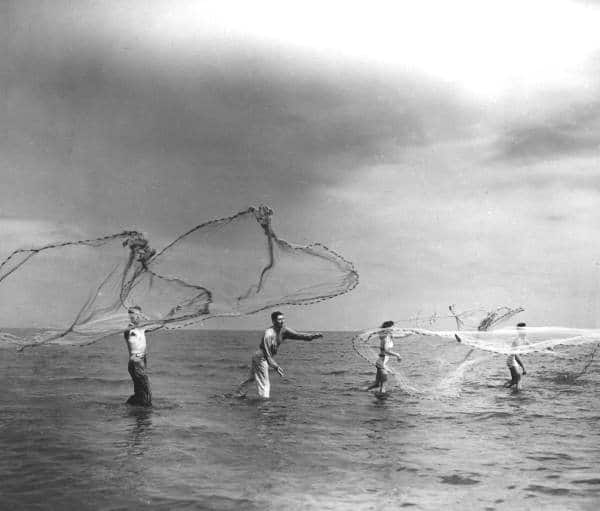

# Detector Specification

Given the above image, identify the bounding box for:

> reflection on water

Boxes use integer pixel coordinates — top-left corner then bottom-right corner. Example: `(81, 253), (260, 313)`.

(125, 407), (154, 456)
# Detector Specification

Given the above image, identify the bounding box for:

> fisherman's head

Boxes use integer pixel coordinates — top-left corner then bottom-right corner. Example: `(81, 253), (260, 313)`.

(379, 320), (394, 338)
(271, 311), (285, 329)
(128, 305), (142, 325)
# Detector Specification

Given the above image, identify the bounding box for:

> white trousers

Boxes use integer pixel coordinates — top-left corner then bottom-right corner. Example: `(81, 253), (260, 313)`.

(251, 351), (270, 398)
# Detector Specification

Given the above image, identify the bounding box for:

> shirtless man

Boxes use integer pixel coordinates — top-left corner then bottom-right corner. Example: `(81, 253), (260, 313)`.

(235, 311), (323, 398)
(124, 306), (153, 406)
(504, 322), (527, 391)
(456, 322), (527, 391)
(365, 320), (402, 394)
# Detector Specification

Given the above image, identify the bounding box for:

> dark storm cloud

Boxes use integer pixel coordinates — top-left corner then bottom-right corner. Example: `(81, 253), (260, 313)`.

(1, 4), (478, 235)
(1, 0), (477, 174)
(497, 112), (600, 161)
(493, 50), (600, 164)
(486, 95), (600, 194)
(7, 45), (461, 175)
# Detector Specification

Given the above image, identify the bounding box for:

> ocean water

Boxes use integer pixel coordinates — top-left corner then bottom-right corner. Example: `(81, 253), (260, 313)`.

(1, 330), (600, 511)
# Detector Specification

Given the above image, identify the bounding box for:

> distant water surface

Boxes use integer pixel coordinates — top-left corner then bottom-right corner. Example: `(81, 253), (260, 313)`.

(1, 330), (599, 510)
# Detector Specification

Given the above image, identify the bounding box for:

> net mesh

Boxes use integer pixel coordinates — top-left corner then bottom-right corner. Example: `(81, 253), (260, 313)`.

(0, 205), (358, 349)
(413, 326), (600, 355)
(353, 305), (525, 398)
(412, 323), (600, 385)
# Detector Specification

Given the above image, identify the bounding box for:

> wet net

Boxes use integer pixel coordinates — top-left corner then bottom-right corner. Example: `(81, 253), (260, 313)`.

(0, 206), (358, 349)
(412, 326), (600, 355)
(353, 302), (600, 397)
(352, 306), (525, 397)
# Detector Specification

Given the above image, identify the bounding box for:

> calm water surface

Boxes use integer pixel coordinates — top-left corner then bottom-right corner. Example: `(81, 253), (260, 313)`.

(1, 330), (599, 510)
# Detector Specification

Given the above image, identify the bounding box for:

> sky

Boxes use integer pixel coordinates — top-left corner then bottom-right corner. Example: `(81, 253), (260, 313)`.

(2, 0), (600, 331)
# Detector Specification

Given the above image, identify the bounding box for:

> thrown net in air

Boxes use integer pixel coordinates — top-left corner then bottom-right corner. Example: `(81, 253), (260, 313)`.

(0, 205), (358, 349)
(413, 323), (600, 383)
(412, 326), (600, 355)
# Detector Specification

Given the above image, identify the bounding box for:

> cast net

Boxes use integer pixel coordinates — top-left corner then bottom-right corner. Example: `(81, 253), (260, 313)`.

(412, 326), (600, 355)
(353, 306), (526, 397)
(354, 304), (600, 397)
(0, 205), (358, 349)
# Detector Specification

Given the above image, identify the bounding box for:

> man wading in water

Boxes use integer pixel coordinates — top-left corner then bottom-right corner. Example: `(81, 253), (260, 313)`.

(235, 311), (323, 398)
(124, 306), (154, 406)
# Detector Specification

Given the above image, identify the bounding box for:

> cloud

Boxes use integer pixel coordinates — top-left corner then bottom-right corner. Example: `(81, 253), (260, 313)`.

(494, 103), (600, 162)
(1, 6), (482, 240)
(11, 45), (468, 168)
(490, 52), (600, 163)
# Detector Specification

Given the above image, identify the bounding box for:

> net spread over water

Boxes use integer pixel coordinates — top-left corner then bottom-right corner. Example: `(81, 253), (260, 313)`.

(352, 306), (600, 398)
(412, 326), (600, 355)
(351, 306), (600, 396)
(0, 206), (358, 349)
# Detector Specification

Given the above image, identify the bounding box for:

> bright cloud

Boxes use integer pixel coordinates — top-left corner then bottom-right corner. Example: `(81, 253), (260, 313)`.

(103, 0), (600, 99)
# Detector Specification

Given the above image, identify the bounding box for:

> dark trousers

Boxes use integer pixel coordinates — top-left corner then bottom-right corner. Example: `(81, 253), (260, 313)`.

(127, 357), (152, 406)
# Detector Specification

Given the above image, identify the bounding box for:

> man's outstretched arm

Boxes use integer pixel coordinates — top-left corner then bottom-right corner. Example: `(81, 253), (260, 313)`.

(382, 348), (402, 361)
(283, 327), (323, 341)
